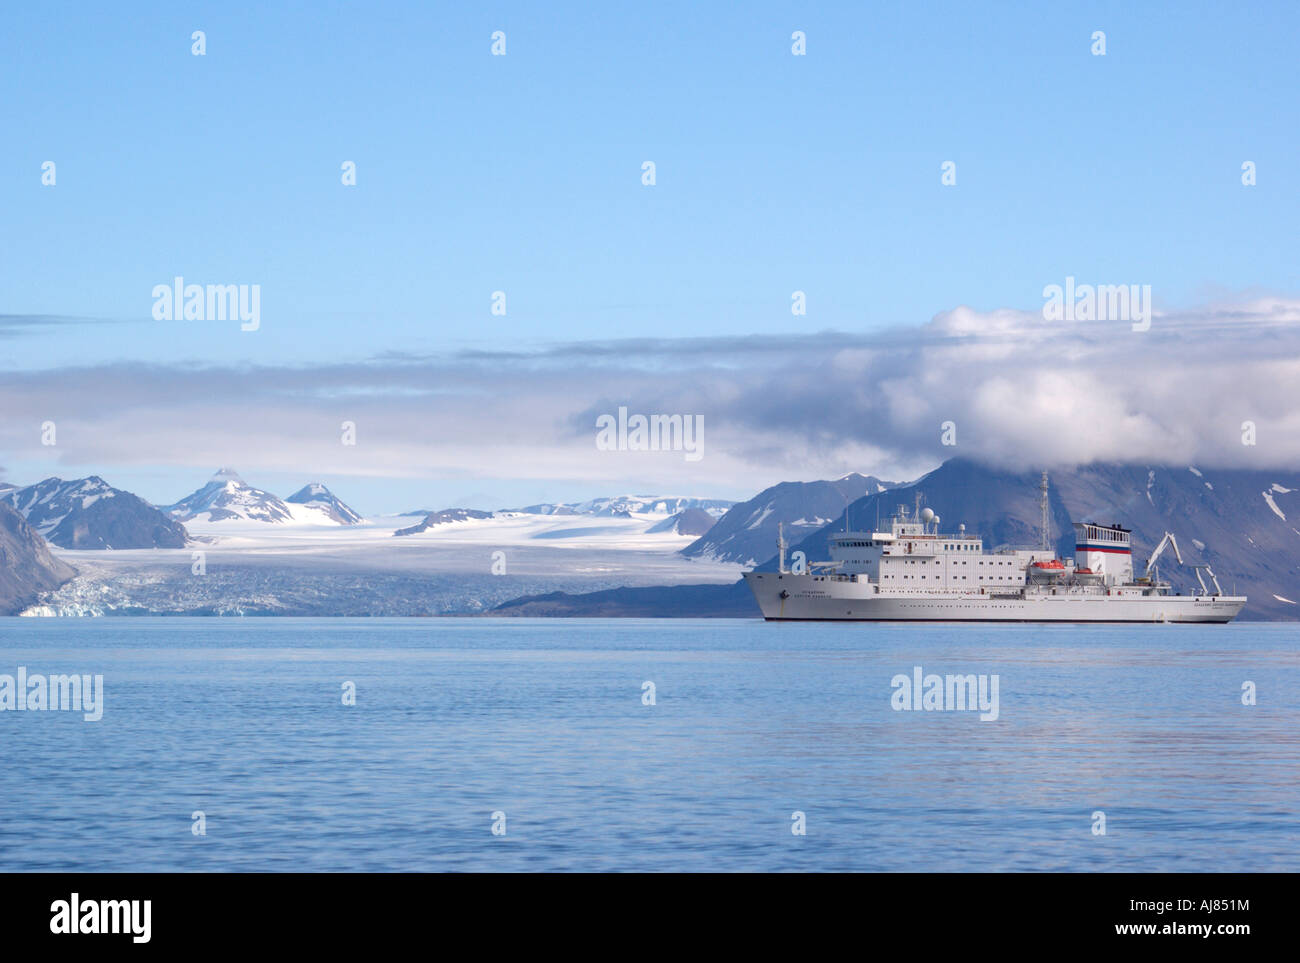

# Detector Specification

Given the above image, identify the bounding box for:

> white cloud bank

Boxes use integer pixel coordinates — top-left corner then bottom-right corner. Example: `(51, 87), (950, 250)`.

(1, 296), (1297, 492)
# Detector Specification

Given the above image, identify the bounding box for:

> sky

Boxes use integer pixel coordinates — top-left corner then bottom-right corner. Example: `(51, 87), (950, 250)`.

(1, 1), (1297, 513)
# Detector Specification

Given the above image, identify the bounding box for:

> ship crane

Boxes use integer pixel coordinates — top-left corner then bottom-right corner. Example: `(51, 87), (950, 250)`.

(1143, 531), (1182, 584)
(1192, 564), (1224, 596)
(1142, 532), (1224, 595)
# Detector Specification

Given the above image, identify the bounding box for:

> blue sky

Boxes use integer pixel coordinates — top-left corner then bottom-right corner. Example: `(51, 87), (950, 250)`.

(1, 1), (1297, 510)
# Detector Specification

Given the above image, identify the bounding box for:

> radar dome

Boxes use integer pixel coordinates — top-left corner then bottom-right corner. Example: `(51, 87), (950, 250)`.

(932, 515), (941, 526)
(919, 507), (935, 523)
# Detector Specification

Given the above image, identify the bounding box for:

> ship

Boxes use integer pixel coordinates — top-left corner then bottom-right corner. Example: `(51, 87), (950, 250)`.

(743, 473), (1246, 623)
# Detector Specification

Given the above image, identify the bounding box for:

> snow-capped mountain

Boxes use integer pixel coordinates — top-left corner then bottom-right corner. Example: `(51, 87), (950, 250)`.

(2, 476), (119, 534)
(167, 468), (297, 524)
(286, 483), (363, 525)
(167, 470), (367, 526)
(646, 508), (719, 536)
(681, 473), (895, 564)
(517, 495), (733, 517)
(393, 508), (494, 536)
(0, 476), (189, 549)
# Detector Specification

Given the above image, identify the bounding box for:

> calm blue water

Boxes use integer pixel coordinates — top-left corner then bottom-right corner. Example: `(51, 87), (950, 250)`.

(0, 618), (1296, 872)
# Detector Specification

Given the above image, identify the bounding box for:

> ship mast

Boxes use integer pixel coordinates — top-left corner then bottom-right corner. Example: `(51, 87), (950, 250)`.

(1039, 471), (1051, 552)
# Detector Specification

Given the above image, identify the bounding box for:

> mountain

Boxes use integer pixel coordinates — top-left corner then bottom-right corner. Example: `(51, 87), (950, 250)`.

(46, 494), (190, 550)
(517, 495), (733, 517)
(681, 472), (895, 565)
(773, 459), (1300, 621)
(166, 468), (296, 524)
(286, 483), (363, 525)
(0, 501), (76, 614)
(1, 476), (189, 549)
(646, 508), (718, 536)
(2, 476), (118, 533)
(393, 508), (494, 536)
(516, 502), (578, 516)
(390, 495), (732, 538)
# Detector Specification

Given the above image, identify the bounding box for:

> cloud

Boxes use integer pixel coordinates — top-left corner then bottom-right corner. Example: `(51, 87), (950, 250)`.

(1, 295), (1297, 490)
(0, 315), (116, 337)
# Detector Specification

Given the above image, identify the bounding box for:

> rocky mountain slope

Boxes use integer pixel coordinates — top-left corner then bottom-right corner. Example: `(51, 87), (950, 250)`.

(0, 501), (76, 614)
(646, 508), (718, 536)
(680, 472), (895, 565)
(394, 508), (494, 536)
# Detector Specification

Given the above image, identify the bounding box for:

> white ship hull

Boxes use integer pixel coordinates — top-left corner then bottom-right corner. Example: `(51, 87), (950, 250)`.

(744, 572), (1246, 623)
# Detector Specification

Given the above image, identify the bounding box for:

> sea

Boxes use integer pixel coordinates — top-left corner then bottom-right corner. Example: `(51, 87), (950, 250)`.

(1, 617), (1296, 872)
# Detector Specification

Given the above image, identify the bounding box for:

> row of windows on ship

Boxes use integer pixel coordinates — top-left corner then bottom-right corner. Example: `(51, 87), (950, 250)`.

(839, 541), (982, 551)
(883, 558), (1020, 580)
(1081, 526), (1128, 542)
(882, 558), (1019, 567)
(882, 574), (1016, 580)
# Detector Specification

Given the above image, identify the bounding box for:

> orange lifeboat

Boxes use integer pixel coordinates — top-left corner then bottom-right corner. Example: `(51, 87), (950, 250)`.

(1031, 559), (1065, 570)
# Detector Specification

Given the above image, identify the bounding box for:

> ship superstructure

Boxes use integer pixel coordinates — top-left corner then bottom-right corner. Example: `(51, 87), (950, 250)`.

(743, 475), (1245, 623)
